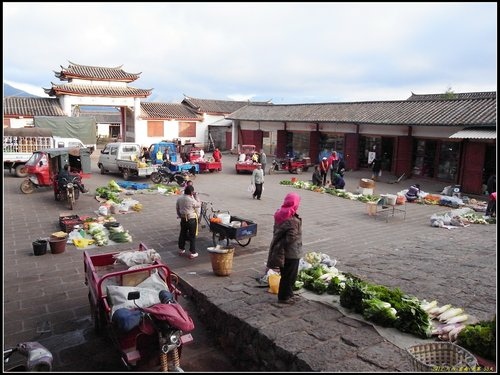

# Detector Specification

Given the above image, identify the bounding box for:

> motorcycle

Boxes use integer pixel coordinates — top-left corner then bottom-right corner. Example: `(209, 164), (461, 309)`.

(4, 341), (53, 372)
(55, 176), (80, 210)
(112, 290), (195, 371)
(268, 158), (307, 174)
(150, 164), (191, 186)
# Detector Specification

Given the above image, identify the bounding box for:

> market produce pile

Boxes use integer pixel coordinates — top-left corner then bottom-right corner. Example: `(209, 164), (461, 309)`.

(295, 251), (495, 360)
(279, 180), (494, 224)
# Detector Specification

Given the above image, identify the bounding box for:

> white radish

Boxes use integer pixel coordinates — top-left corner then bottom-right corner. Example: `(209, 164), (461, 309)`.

(430, 304), (452, 317)
(438, 307), (464, 322)
(448, 325), (466, 342)
(421, 300), (438, 312)
(445, 314), (469, 325)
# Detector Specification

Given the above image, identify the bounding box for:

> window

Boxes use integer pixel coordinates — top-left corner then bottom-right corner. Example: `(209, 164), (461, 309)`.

(147, 121), (164, 137)
(179, 122), (196, 138)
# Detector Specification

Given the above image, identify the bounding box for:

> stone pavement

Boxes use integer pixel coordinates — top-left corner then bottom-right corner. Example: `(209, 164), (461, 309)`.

(3, 156), (496, 372)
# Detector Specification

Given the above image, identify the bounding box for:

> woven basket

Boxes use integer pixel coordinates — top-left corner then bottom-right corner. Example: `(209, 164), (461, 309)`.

(209, 247), (234, 276)
(406, 342), (478, 372)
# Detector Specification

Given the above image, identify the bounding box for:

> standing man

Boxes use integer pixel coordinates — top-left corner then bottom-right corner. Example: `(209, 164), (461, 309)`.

(251, 163), (265, 200)
(328, 151), (339, 185)
(176, 185), (201, 259)
(259, 149), (267, 176)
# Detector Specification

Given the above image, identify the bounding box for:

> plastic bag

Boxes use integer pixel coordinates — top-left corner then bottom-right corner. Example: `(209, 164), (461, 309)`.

(247, 184), (255, 193)
(268, 273), (281, 294)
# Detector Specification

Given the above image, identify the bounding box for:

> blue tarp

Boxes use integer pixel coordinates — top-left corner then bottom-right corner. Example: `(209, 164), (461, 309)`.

(117, 181), (151, 190)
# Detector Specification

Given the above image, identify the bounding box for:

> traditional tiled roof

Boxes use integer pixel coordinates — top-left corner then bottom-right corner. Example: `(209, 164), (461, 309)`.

(43, 83), (152, 98)
(3, 97), (65, 117)
(182, 96), (271, 115)
(55, 61), (141, 82)
(140, 102), (202, 120)
(407, 91), (496, 101)
(228, 92), (496, 127)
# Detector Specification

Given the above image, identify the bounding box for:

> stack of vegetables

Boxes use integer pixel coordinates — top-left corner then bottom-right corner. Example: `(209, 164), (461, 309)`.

(95, 180), (123, 204)
(107, 224), (133, 243)
(297, 251), (496, 359)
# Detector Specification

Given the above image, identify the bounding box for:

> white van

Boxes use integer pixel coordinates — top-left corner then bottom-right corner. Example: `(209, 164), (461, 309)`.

(97, 142), (141, 175)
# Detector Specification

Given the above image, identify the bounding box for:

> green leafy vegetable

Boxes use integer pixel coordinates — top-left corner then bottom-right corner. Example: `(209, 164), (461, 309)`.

(457, 318), (496, 361)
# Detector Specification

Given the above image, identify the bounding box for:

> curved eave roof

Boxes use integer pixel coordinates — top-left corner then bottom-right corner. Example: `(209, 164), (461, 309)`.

(140, 102), (203, 121)
(55, 61), (141, 82)
(227, 97), (496, 126)
(43, 84), (152, 98)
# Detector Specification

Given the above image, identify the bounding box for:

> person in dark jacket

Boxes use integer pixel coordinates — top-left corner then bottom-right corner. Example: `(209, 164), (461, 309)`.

(58, 164), (88, 193)
(312, 165), (322, 186)
(332, 173), (345, 189)
(405, 183), (421, 202)
(266, 192), (303, 305)
(370, 157), (382, 181)
(336, 157), (346, 177)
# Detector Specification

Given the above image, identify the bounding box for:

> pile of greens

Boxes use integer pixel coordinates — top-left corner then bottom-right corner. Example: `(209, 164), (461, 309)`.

(297, 261), (433, 338)
(457, 318), (496, 361)
(95, 180), (123, 204)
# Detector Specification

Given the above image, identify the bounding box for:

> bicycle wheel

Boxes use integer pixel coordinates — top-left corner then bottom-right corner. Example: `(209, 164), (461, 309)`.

(236, 238), (251, 247)
(212, 231), (229, 247)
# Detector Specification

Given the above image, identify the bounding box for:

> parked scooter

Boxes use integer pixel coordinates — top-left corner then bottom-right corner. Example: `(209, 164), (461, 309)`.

(150, 164), (189, 186)
(4, 341), (53, 372)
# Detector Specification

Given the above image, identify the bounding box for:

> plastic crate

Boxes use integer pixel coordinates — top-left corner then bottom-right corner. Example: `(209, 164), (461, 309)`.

(59, 215), (83, 233)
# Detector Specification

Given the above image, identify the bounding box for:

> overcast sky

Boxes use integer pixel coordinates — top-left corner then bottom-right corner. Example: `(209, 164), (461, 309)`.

(3, 2), (497, 104)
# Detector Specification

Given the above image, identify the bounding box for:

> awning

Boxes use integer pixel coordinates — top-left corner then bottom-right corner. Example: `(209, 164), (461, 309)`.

(208, 119), (232, 127)
(449, 127), (496, 139)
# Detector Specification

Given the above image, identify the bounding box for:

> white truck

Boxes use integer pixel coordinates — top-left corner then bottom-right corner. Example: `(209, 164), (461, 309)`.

(97, 142), (157, 180)
(3, 127), (87, 177)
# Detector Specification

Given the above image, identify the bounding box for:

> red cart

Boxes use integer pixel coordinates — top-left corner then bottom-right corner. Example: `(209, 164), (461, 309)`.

(84, 243), (194, 371)
(196, 160), (222, 173)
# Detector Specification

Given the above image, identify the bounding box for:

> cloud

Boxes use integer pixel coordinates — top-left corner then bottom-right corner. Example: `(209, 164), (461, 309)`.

(3, 3), (496, 104)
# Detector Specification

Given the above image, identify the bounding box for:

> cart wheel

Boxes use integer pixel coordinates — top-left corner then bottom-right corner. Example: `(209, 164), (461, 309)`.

(236, 238), (251, 247)
(295, 167), (303, 174)
(212, 232), (229, 247)
(20, 179), (35, 194)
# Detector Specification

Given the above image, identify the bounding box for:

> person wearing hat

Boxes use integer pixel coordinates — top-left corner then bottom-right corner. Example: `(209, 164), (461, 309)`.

(251, 163), (264, 200)
(319, 157), (330, 186)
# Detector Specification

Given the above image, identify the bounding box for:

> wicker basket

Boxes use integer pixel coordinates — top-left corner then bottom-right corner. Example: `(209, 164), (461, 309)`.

(209, 247), (234, 276)
(406, 342), (478, 372)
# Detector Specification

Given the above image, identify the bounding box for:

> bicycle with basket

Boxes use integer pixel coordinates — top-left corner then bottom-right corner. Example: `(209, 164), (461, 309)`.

(199, 201), (257, 247)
